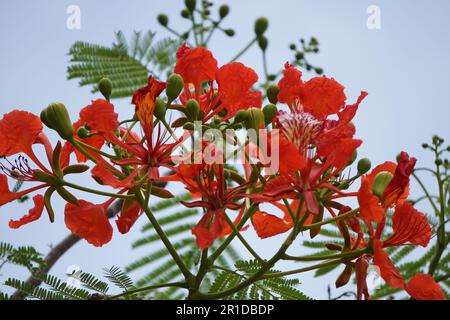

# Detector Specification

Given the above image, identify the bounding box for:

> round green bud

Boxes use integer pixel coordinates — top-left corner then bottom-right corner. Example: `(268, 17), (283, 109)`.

(154, 98), (167, 120)
(447, 146), (450, 152)
(315, 67), (323, 75)
(257, 35), (268, 51)
(77, 126), (91, 139)
(245, 107), (265, 131)
(224, 29), (235, 37)
(41, 103), (73, 140)
(357, 158), (371, 175)
(422, 143), (429, 149)
(234, 110), (249, 124)
(266, 84), (279, 104)
(98, 77), (112, 100)
(295, 52), (304, 60)
(186, 99), (200, 120)
(371, 171), (394, 199)
(157, 14), (169, 26)
(185, 0), (196, 12)
(262, 104), (277, 126)
(435, 158), (443, 166)
(289, 43), (296, 50)
(219, 4), (229, 18)
(183, 122), (195, 131)
(254, 17), (269, 36)
(181, 9), (190, 18)
(166, 73), (184, 102)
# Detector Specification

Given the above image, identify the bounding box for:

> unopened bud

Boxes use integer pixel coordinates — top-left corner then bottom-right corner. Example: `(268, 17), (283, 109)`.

(219, 4), (229, 18)
(224, 29), (235, 37)
(157, 14), (169, 26)
(166, 73), (184, 102)
(234, 110), (249, 124)
(254, 17), (269, 36)
(335, 265), (353, 288)
(186, 99), (200, 120)
(77, 126), (91, 139)
(41, 103), (73, 140)
(266, 84), (279, 104)
(257, 36), (268, 51)
(262, 104), (277, 126)
(98, 77), (112, 100)
(371, 171), (394, 199)
(154, 98), (167, 120)
(245, 107), (265, 131)
(183, 122), (195, 131)
(357, 158), (371, 175)
(184, 0), (196, 12)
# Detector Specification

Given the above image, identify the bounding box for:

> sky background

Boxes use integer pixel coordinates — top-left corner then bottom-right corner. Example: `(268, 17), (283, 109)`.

(0, 0), (449, 299)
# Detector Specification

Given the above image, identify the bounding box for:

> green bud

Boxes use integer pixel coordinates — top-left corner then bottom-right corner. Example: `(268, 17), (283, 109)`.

(224, 29), (235, 37)
(234, 110), (249, 124)
(289, 43), (296, 50)
(254, 17), (269, 36)
(41, 103), (73, 140)
(315, 67), (323, 75)
(186, 99), (200, 120)
(435, 158), (443, 166)
(219, 4), (229, 18)
(245, 107), (265, 131)
(295, 52), (304, 60)
(63, 164), (90, 175)
(371, 171), (394, 199)
(262, 104), (277, 126)
(266, 84), (279, 104)
(154, 98), (167, 120)
(98, 77), (112, 100)
(77, 126), (90, 139)
(185, 0), (196, 12)
(181, 9), (190, 18)
(166, 73), (184, 102)
(422, 143), (429, 149)
(357, 158), (371, 175)
(183, 122), (195, 131)
(157, 14), (169, 26)
(257, 36), (268, 51)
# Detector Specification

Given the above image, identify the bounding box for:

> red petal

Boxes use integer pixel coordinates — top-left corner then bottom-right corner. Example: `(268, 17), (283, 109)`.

(132, 76), (167, 128)
(338, 91), (368, 123)
(174, 46), (218, 89)
(0, 110), (42, 157)
(373, 239), (405, 289)
(116, 200), (143, 234)
(406, 274), (445, 300)
(384, 202), (431, 247)
(300, 77), (346, 119)
(9, 195), (45, 229)
(277, 62), (303, 106)
(277, 135), (307, 176)
(79, 99), (118, 134)
(357, 176), (385, 224)
(252, 210), (293, 239)
(91, 163), (134, 189)
(64, 200), (113, 247)
(0, 174), (30, 205)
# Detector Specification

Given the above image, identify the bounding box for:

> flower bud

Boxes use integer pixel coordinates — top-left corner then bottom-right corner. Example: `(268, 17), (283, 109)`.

(254, 17), (269, 36)
(98, 77), (112, 100)
(157, 14), (169, 26)
(234, 110), (249, 124)
(257, 36), (268, 51)
(224, 29), (235, 37)
(371, 171), (394, 199)
(183, 122), (195, 131)
(181, 9), (190, 18)
(77, 126), (91, 139)
(266, 84), (279, 104)
(325, 243), (343, 251)
(219, 4), (229, 18)
(154, 98), (167, 121)
(357, 158), (371, 175)
(184, 0), (196, 12)
(245, 107), (265, 132)
(41, 103), (73, 140)
(186, 99), (200, 120)
(166, 73), (184, 103)
(262, 103), (277, 126)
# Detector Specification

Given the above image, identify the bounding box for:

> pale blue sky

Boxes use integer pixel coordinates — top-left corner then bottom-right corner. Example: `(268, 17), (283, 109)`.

(0, 0), (449, 299)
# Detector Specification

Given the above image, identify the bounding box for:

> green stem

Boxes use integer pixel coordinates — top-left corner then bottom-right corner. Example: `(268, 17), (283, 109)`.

(75, 139), (119, 160)
(261, 259), (343, 280)
(299, 207), (359, 231)
(229, 38), (257, 62)
(134, 188), (194, 283)
(62, 181), (132, 200)
(283, 248), (367, 262)
(412, 172), (439, 214)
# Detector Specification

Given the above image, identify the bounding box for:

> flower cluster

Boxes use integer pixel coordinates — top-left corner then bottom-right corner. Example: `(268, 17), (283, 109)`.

(0, 44), (444, 300)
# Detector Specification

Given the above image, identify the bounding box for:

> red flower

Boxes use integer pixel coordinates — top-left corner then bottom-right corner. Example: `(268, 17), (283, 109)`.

(64, 200), (113, 247)
(174, 44), (218, 94)
(277, 62), (303, 106)
(0, 110), (70, 227)
(358, 152), (416, 224)
(79, 99), (119, 134)
(216, 62), (262, 119)
(132, 76), (167, 131)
